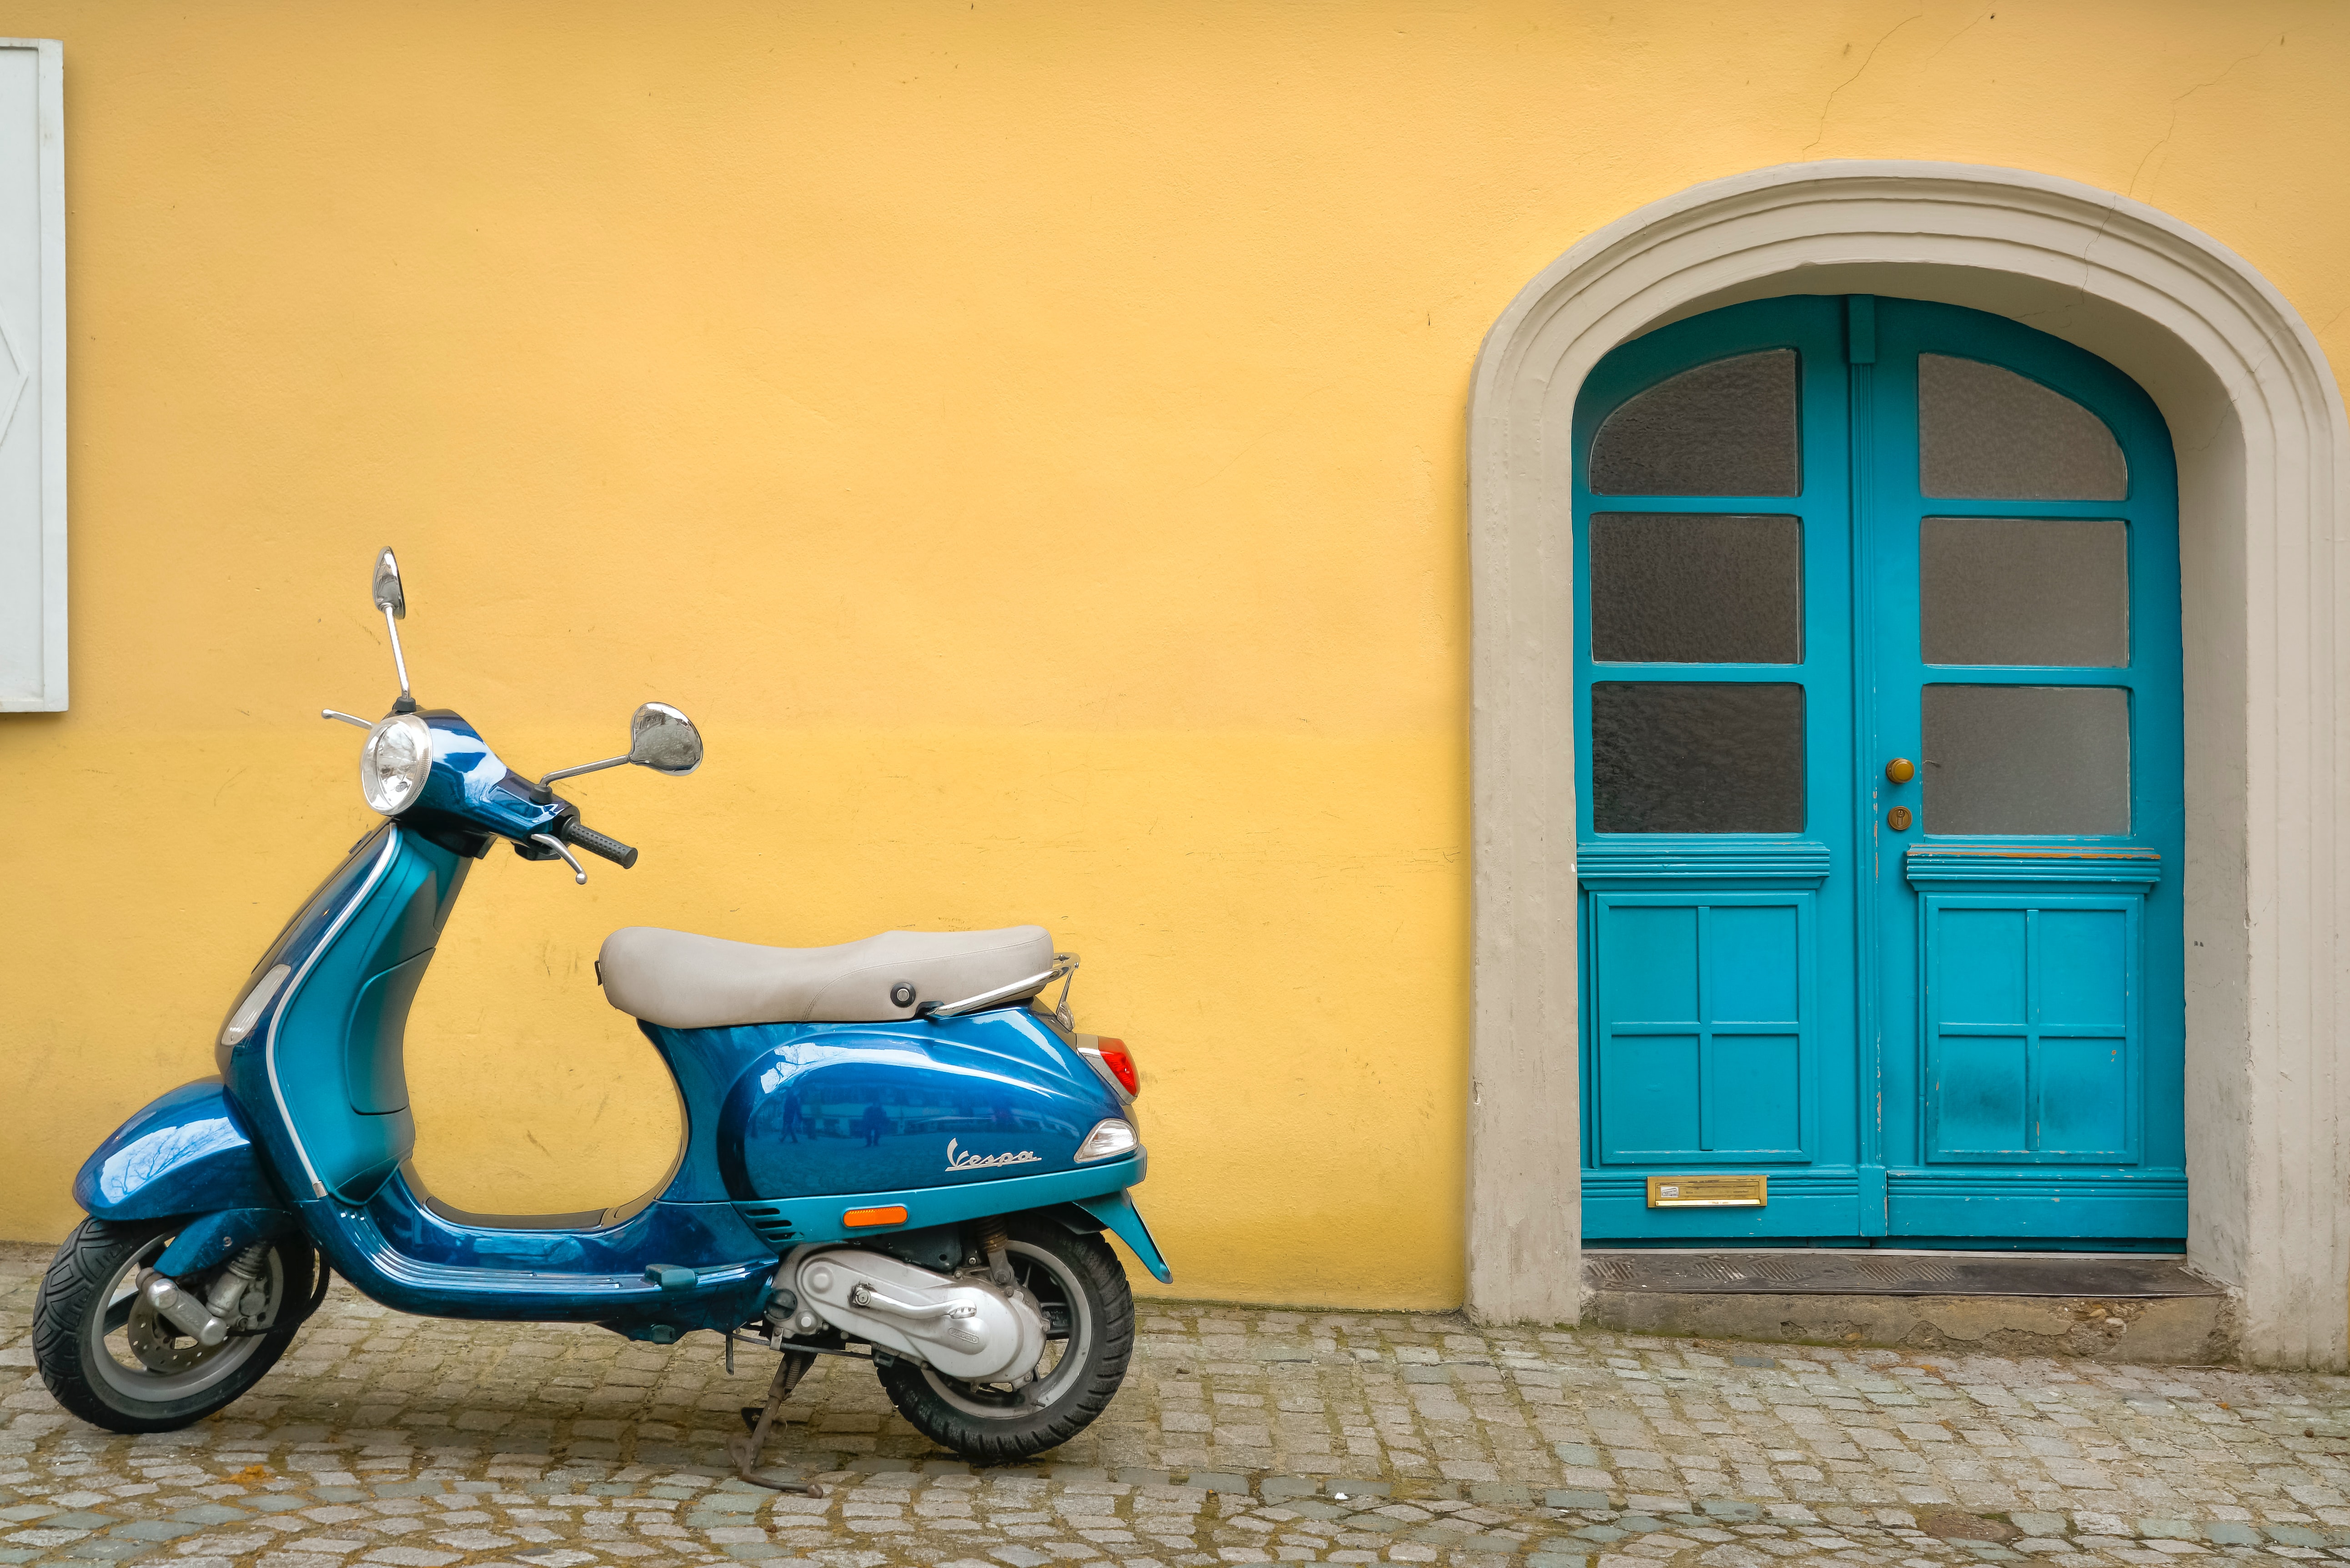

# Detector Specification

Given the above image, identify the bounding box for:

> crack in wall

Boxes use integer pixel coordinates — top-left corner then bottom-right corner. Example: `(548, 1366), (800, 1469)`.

(2127, 33), (2286, 201)
(1924, 6), (1997, 64)
(1802, 15), (1926, 157)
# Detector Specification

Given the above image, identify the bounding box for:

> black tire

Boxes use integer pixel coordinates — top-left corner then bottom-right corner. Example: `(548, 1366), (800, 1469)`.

(34, 1216), (316, 1433)
(874, 1217), (1133, 1463)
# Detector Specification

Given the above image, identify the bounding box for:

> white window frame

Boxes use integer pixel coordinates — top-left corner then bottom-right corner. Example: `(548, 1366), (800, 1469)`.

(0, 38), (63, 712)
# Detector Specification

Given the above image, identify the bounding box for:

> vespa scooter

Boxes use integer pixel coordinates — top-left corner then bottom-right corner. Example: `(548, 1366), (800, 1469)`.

(34, 548), (1170, 1477)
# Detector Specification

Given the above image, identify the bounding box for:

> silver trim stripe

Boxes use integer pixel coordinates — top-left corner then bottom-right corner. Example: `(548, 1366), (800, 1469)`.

(265, 825), (402, 1199)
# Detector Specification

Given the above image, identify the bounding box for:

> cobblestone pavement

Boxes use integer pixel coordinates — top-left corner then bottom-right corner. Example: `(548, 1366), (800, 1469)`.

(10, 1244), (2350, 1568)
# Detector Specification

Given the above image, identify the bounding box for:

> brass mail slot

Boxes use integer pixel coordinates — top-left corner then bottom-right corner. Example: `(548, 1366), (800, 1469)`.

(1647, 1174), (1767, 1208)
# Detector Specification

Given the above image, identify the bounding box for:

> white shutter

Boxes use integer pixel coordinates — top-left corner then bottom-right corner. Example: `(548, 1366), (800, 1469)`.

(0, 40), (61, 711)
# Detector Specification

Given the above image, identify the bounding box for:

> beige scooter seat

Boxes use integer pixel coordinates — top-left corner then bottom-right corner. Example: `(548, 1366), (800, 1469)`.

(597, 924), (1055, 1028)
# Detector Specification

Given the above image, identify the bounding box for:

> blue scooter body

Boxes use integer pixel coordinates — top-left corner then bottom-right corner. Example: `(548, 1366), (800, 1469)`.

(80, 710), (1168, 1346)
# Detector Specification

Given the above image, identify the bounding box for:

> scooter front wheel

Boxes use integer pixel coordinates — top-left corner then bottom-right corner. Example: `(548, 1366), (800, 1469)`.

(34, 1217), (317, 1433)
(874, 1217), (1134, 1463)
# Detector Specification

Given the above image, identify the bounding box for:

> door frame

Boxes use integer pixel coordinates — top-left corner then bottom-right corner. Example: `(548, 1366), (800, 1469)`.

(1464, 159), (2350, 1367)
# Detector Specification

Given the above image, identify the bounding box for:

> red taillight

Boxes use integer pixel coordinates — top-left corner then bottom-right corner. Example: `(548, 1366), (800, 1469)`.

(1096, 1038), (1140, 1097)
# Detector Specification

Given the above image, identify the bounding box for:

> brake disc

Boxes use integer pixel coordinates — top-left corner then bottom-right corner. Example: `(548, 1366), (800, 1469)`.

(124, 1294), (210, 1374)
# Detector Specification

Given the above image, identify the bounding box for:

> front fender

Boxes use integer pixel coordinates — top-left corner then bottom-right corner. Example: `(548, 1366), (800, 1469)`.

(74, 1079), (287, 1221)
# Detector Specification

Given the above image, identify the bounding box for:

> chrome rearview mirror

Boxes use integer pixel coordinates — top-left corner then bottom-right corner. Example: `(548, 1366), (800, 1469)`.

(371, 546), (416, 712)
(542, 702), (703, 788)
(628, 702), (703, 775)
(372, 548), (406, 619)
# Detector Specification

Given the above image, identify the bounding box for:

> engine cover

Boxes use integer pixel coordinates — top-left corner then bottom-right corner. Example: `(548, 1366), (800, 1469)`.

(793, 1249), (1045, 1382)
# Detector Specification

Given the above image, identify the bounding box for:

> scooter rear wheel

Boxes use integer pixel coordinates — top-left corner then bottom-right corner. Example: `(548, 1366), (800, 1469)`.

(34, 1217), (318, 1433)
(874, 1217), (1133, 1463)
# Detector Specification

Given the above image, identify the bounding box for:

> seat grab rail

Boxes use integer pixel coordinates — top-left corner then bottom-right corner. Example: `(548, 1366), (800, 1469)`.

(923, 952), (1080, 1025)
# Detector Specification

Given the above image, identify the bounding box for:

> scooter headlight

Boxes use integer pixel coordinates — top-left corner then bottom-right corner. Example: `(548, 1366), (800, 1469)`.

(360, 712), (433, 816)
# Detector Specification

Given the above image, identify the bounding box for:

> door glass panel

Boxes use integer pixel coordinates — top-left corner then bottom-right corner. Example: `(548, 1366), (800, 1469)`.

(1592, 682), (1804, 833)
(1922, 685), (2129, 834)
(1918, 354), (2127, 499)
(1920, 518), (2127, 666)
(1590, 350), (1799, 497)
(1591, 513), (1802, 663)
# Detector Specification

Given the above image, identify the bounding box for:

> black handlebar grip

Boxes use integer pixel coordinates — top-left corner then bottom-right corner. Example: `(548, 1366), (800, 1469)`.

(562, 820), (640, 869)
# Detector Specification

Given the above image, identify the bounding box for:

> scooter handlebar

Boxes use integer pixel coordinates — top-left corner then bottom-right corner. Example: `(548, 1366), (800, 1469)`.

(561, 819), (640, 870)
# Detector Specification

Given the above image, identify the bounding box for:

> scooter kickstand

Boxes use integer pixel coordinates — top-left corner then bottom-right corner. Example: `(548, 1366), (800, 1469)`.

(729, 1350), (822, 1496)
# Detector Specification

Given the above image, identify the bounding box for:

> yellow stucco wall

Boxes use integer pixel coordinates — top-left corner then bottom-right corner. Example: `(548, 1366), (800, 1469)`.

(2, 0), (2345, 1310)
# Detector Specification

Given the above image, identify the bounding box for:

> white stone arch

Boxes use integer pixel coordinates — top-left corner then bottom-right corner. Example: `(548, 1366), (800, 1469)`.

(1466, 159), (2350, 1367)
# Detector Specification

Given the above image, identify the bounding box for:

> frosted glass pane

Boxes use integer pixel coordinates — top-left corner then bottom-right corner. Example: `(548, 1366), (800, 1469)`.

(1923, 685), (2129, 834)
(1590, 350), (1799, 497)
(1591, 513), (1801, 663)
(1591, 682), (1804, 833)
(1918, 354), (2126, 499)
(1920, 517), (2127, 666)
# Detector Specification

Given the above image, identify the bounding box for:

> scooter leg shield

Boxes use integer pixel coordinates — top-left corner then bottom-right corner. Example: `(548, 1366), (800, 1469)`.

(73, 1079), (287, 1222)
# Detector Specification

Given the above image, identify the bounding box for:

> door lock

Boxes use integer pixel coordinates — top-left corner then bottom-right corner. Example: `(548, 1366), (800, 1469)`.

(1885, 758), (1915, 784)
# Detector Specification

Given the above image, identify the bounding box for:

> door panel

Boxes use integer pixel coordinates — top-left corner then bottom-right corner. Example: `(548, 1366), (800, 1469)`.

(1589, 892), (1814, 1164)
(1921, 895), (2139, 1163)
(1576, 294), (2184, 1246)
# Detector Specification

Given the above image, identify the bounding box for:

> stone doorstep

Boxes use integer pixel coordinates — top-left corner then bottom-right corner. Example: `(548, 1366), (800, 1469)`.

(1586, 1252), (2226, 1299)
(1585, 1287), (2234, 1363)
(1584, 1253), (2237, 1362)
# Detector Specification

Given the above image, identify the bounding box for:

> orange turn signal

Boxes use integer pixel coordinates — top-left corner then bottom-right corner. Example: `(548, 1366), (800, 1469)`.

(843, 1205), (909, 1228)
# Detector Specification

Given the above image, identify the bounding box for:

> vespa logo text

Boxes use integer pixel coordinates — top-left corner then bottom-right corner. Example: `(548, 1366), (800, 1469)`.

(945, 1138), (1043, 1173)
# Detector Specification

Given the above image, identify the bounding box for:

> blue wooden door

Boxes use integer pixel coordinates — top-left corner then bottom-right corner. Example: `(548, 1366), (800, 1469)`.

(1574, 296), (2184, 1246)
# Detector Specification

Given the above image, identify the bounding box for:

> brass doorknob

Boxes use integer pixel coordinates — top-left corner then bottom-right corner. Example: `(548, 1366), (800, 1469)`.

(1885, 757), (1915, 784)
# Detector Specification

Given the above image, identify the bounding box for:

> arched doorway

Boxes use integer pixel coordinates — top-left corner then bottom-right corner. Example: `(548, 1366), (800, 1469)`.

(1572, 295), (2182, 1246)
(1465, 161), (2350, 1366)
